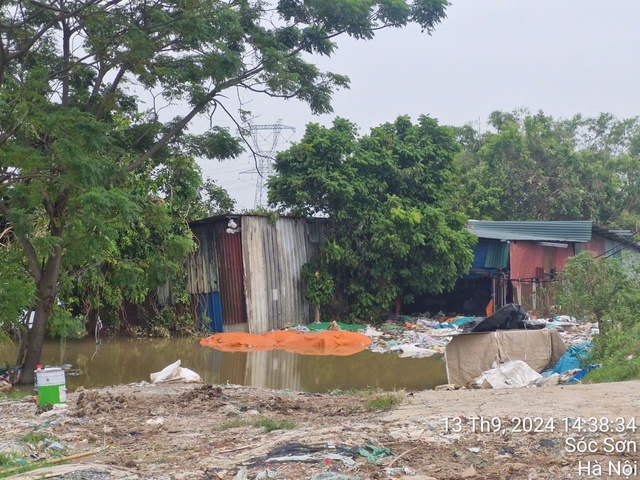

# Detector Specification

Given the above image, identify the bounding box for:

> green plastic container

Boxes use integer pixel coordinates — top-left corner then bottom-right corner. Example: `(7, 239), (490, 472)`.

(35, 367), (67, 407)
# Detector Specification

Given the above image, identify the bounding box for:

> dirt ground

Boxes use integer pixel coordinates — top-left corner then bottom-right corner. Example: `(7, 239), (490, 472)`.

(2, 380), (640, 479)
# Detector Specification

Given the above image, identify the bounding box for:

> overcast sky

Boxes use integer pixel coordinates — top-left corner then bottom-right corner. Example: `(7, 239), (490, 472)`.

(198, 0), (640, 210)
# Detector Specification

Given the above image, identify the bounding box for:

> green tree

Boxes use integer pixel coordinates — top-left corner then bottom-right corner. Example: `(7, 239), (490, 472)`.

(553, 251), (640, 382)
(1, 0), (451, 383)
(268, 115), (476, 320)
(451, 110), (634, 224)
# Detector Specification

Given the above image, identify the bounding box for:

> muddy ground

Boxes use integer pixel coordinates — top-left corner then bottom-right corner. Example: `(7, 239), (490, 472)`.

(2, 380), (640, 479)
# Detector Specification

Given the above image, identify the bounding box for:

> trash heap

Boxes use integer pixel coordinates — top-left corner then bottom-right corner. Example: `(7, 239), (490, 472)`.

(294, 305), (600, 389)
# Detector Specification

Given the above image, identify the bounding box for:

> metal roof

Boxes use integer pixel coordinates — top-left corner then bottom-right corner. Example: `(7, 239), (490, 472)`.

(592, 224), (640, 251)
(466, 220), (593, 242)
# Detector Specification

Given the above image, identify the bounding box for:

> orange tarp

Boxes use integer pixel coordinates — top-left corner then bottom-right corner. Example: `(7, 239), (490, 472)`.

(199, 330), (373, 356)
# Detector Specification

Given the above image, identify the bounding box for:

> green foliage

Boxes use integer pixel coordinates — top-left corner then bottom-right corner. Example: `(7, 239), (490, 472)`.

(47, 306), (86, 340)
(554, 253), (626, 323)
(269, 115), (476, 320)
(0, 246), (34, 344)
(302, 266), (335, 306)
(451, 110), (640, 227)
(554, 252), (640, 382)
(1, 0), (450, 377)
(254, 418), (296, 432)
(329, 386), (382, 396)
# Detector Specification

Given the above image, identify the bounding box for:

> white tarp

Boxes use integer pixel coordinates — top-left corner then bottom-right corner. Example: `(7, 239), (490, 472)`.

(473, 360), (542, 389)
(150, 360), (202, 384)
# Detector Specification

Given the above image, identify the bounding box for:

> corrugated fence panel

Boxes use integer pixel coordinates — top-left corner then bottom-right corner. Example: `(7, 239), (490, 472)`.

(197, 292), (223, 332)
(555, 243), (575, 271)
(263, 220), (281, 331)
(242, 216), (270, 334)
(275, 218), (311, 328)
(187, 225), (220, 294)
(510, 241), (544, 283)
(214, 220), (246, 324)
(485, 241), (510, 269)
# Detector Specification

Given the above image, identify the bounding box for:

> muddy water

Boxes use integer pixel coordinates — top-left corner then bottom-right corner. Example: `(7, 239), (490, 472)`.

(0, 337), (447, 393)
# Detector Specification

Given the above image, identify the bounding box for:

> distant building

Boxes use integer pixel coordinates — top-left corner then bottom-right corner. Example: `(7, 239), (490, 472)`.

(412, 220), (640, 316)
(187, 215), (325, 333)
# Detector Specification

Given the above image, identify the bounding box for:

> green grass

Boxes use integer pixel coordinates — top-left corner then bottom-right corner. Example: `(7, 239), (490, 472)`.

(254, 418), (296, 432)
(0, 461), (70, 479)
(365, 392), (404, 411)
(0, 390), (29, 401)
(0, 452), (20, 468)
(19, 431), (47, 445)
(0, 453), (50, 479)
(328, 386), (382, 396)
(213, 419), (250, 431)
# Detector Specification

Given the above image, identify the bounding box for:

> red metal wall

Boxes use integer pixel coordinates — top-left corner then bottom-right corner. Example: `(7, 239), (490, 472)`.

(214, 220), (247, 324)
(555, 243), (575, 271)
(509, 241), (544, 285)
(580, 235), (607, 257)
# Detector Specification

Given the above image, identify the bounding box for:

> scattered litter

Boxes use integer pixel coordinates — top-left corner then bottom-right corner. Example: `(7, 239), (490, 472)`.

(305, 473), (361, 480)
(359, 444), (392, 462)
(473, 360), (542, 389)
(150, 360), (202, 384)
(145, 417), (164, 426)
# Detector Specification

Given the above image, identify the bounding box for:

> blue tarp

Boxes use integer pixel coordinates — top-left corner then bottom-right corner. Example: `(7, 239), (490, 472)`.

(451, 316), (476, 327)
(543, 342), (592, 376)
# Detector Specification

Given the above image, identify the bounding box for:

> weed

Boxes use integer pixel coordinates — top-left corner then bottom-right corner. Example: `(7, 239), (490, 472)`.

(0, 390), (29, 400)
(19, 431), (47, 445)
(0, 452), (19, 468)
(328, 386), (381, 396)
(0, 454), (55, 479)
(366, 392), (404, 411)
(214, 419), (249, 431)
(254, 418), (296, 432)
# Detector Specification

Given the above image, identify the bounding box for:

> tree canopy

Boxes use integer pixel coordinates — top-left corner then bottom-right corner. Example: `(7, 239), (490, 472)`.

(268, 115), (476, 320)
(451, 110), (640, 230)
(0, 0), (451, 382)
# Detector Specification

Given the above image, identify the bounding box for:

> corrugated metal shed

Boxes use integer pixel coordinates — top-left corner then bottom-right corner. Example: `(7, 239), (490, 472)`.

(214, 220), (246, 325)
(467, 220), (593, 242)
(187, 225), (220, 294)
(186, 214), (326, 333)
(242, 217), (316, 333)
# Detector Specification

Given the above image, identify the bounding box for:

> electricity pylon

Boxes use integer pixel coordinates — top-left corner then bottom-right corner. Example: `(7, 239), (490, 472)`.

(241, 120), (295, 208)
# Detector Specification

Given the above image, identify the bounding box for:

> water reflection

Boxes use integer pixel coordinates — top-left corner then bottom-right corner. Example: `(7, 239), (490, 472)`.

(0, 337), (447, 392)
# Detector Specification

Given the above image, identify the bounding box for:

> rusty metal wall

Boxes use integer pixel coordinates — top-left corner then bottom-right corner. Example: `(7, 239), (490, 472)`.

(242, 217), (318, 333)
(214, 220), (246, 324)
(274, 218), (311, 329)
(187, 225), (220, 294)
(577, 235), (606, 257)
(241, 216), (270, 333)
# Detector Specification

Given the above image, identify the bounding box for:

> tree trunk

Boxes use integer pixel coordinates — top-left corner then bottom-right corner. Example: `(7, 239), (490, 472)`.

(18, 252), (62, 385)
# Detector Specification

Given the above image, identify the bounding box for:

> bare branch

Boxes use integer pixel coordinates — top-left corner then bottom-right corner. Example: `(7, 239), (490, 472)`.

(214, 99), (264, 178)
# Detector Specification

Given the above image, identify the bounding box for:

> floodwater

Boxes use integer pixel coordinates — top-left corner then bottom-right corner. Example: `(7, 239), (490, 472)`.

(0, 337), (447, 393)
